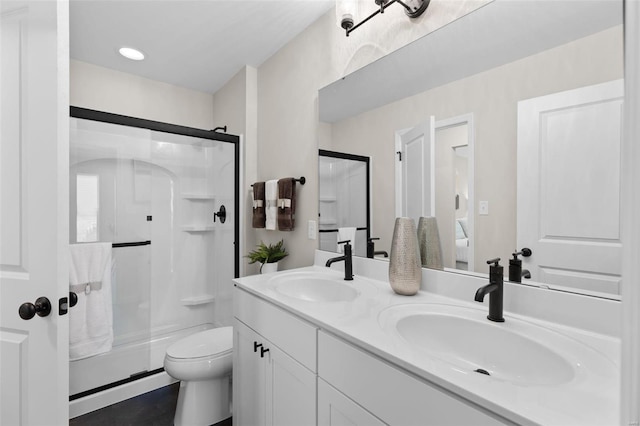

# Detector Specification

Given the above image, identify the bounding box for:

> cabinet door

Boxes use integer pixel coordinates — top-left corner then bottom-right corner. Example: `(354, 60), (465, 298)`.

(267, 342), (317, 426)
(318, 379), (387, 426)
(234, 320), (267, 426)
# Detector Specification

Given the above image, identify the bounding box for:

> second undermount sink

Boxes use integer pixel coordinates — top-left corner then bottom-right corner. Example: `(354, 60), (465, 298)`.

(378, 304), (593, 386)
(269, 271), (360, 302)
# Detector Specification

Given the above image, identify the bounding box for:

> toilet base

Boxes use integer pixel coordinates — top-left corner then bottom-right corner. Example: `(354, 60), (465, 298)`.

(173, 375), (231, 426)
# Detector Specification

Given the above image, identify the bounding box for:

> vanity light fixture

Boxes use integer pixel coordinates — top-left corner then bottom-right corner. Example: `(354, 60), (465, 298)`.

(118, 47), (145, 61)
(338, 0), (430, 37)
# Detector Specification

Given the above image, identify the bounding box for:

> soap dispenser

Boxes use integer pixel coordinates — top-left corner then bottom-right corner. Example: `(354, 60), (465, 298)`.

(508, 248), (532, 283)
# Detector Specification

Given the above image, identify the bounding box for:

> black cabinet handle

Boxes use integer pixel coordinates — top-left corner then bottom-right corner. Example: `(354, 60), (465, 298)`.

(254, 341), (262, 353)
(260, 347), (270, 358)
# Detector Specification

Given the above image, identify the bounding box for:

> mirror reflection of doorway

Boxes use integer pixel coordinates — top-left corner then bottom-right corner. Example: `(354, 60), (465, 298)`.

(318, 150), (371, 257)
(435, 121), (472, 272)
(396, 114), (474, 272)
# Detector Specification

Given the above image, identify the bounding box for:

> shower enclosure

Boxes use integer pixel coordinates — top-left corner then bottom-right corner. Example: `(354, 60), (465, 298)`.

(68, 108), (239, 401)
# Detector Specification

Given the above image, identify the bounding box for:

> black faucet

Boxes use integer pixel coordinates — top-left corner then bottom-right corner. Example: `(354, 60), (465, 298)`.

(326, 240), (354, 281)
(508, 248), (532, 283)
(474, 258), (505, 322)
(366, 237), (389, 259)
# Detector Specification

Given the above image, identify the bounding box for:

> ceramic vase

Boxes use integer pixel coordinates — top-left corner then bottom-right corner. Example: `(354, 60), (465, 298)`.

(260, 262), (278, 274)
(417, 216), (444, 270)
(388, 217), (422, 295)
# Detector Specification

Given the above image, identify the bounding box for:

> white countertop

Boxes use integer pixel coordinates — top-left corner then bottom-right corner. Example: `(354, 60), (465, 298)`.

(233, 264), (620, 426)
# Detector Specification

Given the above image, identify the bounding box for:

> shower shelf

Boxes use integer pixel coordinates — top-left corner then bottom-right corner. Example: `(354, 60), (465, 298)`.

(180, 294), (216, 306)
(182, 193), (216, 200)
(181, 225), (215, 232)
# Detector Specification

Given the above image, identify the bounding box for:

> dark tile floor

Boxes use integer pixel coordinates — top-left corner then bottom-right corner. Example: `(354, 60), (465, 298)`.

(70, 383), (232, 426)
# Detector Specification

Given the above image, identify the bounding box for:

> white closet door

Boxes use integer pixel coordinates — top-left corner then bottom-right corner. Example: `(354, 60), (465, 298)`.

(517, 80), (623, 296)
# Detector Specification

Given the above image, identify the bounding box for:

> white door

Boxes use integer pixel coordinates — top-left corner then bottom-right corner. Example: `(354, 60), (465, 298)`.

(1, 1), (69, 424)
(395, 117), (435, 225)
(517, 80), (623, 296)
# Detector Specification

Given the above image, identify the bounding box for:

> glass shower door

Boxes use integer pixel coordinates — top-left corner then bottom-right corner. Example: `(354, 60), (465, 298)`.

(69, 117), (153, 396)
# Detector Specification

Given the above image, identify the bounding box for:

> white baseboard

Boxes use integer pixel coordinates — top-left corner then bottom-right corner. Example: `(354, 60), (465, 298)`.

(69, 371), (178, 419)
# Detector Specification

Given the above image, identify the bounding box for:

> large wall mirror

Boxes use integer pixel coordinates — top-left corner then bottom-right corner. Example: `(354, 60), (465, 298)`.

(318, 0), (624, 299)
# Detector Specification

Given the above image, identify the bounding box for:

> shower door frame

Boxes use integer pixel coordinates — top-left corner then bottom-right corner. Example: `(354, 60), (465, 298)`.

(70, 106), (241, 279)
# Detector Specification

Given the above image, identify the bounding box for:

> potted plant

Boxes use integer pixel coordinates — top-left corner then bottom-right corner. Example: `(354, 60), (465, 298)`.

(246, 240), (288, 274)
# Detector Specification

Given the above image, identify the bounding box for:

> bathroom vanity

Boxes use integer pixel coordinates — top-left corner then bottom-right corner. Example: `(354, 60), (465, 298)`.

(232, 252), (619, 425)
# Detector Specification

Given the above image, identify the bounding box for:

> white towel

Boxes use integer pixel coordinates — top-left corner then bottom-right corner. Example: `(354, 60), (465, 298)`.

(337, 227), (357, 254)
(69, 243), (114, 360)
(265, 180), (278, 230)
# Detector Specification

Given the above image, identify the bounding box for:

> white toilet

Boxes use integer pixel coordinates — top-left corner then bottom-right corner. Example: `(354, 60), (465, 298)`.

(164, 326), (233, 426)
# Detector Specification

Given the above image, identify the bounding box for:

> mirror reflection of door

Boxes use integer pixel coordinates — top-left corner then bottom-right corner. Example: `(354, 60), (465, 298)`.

(396, 115), (474, 272)
(517, 80), (623, 296)
(395, 117), (435, 223)
(318, 150), (370, 257)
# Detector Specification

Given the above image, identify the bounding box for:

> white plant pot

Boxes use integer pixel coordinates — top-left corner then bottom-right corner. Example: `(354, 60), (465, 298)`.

(260, 262), (279, 274)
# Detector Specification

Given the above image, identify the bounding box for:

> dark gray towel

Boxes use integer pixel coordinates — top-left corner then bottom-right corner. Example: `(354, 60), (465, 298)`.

(252, 182), (265, 228)
(277, 178), (296, 231)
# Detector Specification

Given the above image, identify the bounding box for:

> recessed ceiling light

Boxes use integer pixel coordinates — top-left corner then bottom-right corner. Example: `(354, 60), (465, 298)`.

(119, 47), (145, 61)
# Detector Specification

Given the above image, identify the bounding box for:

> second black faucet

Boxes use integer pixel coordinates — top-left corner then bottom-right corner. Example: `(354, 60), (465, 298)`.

(326, 240), (354, 281)
(474, 258), (505, 322)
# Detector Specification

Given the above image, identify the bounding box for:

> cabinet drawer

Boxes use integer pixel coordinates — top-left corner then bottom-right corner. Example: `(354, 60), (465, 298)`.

(318, 331), (514, 426)
(234, 286), (317, 372)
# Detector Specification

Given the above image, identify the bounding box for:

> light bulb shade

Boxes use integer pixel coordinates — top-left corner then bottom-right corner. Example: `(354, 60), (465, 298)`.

(336, 0), (359, 29)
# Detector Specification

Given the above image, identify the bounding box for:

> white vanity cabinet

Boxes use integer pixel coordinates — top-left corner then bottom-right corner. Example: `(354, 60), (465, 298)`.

(233, 283), (516, 426)
(233, 287), (317, 426)
(318, 378), (387, 426)
(318, 331), (515, 426)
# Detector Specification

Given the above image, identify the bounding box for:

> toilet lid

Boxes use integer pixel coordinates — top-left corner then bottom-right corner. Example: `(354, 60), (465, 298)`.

(166, 326), (233, 359)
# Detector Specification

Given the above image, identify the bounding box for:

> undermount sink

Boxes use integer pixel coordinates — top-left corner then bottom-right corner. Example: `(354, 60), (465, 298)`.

(378, 304), (585, 386)
(269, 271), (360, 302)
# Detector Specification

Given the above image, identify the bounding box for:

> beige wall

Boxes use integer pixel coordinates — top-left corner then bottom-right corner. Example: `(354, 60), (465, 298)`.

(70, 60), (214, 129)
(212, 66), (259, 275)
(326, 26), (623, 272)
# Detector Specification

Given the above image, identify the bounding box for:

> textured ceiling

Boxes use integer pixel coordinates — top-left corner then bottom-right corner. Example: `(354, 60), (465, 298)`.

(70, 0), (334, 94)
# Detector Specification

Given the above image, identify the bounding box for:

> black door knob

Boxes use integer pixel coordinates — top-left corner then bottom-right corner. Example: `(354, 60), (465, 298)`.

(18, 297), (52, 320)
(70, 292), (78, 308)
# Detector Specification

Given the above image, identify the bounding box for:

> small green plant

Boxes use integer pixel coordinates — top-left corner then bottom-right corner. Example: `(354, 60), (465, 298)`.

(246, 240), (288, 266)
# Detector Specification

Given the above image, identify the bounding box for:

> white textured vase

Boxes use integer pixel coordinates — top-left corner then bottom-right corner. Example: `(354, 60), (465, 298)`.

(417, 216), (444, 270)
(388, 217), (422, 296)
(260, 262), (278, 274)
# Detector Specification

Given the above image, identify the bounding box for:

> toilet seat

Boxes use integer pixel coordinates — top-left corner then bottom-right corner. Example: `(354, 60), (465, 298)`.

(166, 326), (233, 360)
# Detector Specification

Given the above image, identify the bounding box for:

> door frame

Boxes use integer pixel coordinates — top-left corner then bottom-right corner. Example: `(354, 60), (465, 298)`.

(621, 1), (640, 422)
